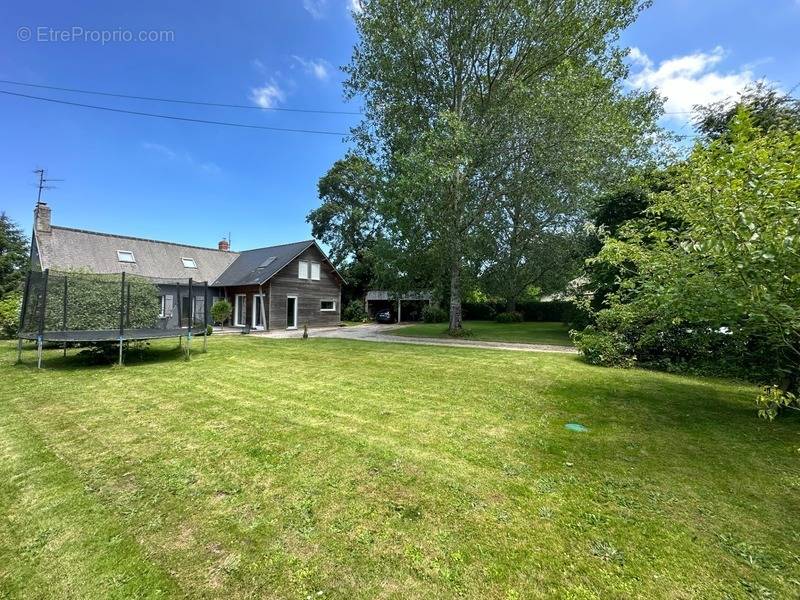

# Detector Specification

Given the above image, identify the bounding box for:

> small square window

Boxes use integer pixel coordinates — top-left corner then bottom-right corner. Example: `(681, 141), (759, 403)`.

(117, 250), (136, 263)
(181, 257), (197, 269)
(320, 300), (336, 311)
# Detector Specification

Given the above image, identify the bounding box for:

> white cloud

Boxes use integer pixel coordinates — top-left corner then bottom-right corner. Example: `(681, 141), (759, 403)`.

(291, 55), (332, 81)
(628, 46), (761, 120)
(303, 0), (327, 19)
(349, 0), (363, 15)
(249, 80), (285, 108)
(141, 142), (176, 160)
(142, 142), (221, 175)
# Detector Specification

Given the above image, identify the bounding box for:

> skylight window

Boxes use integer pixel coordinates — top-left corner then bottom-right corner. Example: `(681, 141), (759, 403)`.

(117, 250), (136, 263)
(258, 256), (276, 269)
(181, 257), (197, 269)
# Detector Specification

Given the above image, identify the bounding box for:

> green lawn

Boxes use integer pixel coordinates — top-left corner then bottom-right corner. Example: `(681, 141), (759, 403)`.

(1, 337), (798, 598)
(390, 320), (574, 345)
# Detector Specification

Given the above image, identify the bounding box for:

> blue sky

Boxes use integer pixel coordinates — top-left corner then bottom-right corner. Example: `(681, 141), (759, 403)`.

(1, 0), (798, 250)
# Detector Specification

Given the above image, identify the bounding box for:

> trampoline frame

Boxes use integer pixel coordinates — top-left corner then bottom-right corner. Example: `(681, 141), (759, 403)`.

(16, 269), (210, 368)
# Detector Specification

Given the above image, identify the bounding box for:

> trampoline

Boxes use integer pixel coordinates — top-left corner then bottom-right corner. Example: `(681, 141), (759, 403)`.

(17, 269), (210, 367)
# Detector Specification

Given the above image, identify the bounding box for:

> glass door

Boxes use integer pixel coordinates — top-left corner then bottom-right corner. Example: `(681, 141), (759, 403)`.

(252, 294), (264, 330)
(286, 296), (297, 329)
(234, 294), (246, 327)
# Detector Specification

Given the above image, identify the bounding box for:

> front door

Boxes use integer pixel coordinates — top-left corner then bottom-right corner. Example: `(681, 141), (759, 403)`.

(286, 296), (297, 329)
(252, 294), (264, 330)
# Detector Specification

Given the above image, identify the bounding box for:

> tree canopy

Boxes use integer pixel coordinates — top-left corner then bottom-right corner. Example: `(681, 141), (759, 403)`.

(0, 213), (29, 298)
(580, 109), (800, 405)
(322, 0), (660, 331)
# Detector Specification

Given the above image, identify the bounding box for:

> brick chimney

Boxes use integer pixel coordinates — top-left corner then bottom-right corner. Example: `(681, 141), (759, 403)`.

(218, 238), (230, 251)
(34, 203), (51, 233)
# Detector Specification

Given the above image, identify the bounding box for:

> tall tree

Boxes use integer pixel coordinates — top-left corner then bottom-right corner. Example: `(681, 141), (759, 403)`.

(345, 0), (658, 332)
(307, 154), (383, 303)
(0, 213), (29, 298)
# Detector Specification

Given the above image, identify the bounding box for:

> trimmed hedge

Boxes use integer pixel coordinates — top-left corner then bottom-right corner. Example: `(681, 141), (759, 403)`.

(462, 300), (589, 325)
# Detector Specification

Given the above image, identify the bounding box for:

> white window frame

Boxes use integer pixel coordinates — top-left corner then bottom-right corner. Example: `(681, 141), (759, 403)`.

(159, 295), (166, 318)
(310, 262), (320, 281)
(320, 299), (336, 312)
(181, 257), (197, 269)
(286, 295), (298, 329)
(234, 294), (247, 327)
(117, 250), (136, 263)
(251, 293), (265, 330)
(298, 260), (309, 279)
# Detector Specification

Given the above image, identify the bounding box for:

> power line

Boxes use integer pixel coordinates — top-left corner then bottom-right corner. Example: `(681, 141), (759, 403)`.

(0, 90), (351, 136)
(0, 78), (363, 116)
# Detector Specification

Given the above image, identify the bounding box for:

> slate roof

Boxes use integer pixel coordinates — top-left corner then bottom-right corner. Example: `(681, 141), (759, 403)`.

(211, 240), (315, 286)
(35, 227), (334, 287)
(36, 226), (239, 283)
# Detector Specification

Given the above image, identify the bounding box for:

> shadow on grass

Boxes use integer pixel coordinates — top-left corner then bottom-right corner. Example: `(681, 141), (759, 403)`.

(545, 362), (800, 446)
(13, 340), (194, 372)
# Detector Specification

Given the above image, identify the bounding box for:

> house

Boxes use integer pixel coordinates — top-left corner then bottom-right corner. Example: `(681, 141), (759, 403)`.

(29, 203), (344, 331)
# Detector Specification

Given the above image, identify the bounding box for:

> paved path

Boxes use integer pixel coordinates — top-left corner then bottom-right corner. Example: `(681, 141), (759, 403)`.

(250, 323), (578, 354)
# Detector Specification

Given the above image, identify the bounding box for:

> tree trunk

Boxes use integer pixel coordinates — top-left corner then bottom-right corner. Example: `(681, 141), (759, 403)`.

(449, 253), (462, 333)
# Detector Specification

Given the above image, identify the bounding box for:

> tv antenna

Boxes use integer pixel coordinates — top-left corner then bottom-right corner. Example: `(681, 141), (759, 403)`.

(33, 168), (63, 205)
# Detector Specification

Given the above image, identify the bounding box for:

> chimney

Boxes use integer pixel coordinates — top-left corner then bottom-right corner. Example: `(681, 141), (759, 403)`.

(34, 203), (51, 233)
(218, 238), (230, 251)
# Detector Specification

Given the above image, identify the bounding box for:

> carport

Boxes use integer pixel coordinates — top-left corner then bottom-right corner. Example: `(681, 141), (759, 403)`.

(364, 290), (432, 322)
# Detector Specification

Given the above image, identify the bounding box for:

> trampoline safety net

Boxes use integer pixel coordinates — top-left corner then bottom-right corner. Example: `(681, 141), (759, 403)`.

(18, 269), (210, 343)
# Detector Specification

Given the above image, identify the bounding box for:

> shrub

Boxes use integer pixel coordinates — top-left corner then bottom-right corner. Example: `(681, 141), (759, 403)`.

(0, 292), (21, 338)
(343, 299), (368, 322)
(572, 327), (635, 368)
(211, 299), (232, 326)
(495, 311), (523, 323)
(756, 386), (799, 421)
(422, 305), (448, 323)
(206, 324), (213, 336)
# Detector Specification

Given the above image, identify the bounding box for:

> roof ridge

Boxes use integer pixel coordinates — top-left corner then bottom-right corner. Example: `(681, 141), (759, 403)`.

(239, 239), (315, 253)
(51, 225), (241, 254)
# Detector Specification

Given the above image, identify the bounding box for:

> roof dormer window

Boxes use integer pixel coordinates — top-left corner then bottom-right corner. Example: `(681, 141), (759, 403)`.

(181, 257), (197, 269)
(117, 250), (136, 263)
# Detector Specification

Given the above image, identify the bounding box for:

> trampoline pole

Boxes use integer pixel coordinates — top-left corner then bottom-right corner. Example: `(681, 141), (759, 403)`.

(38, 269), (49, 369)
(203, 281), (209, 352)
(63, 275), (68, 357)
(186, 278), (193, 361)
(37, 337), (42, 369)
(119, 272), (126, 366)
(17, 270), (32, 363)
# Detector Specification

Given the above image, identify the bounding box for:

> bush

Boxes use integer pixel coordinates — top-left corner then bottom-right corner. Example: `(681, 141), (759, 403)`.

(211, 299), (232, 326)
(0, 292), (21, 338)
(462, 300), (587, 324)
(422, 305), (448, 323)
(495, 311), (523, 323)
(343, 299), (368, 322)
(206, 324), (213, 336)
(572, 327), (635, 368)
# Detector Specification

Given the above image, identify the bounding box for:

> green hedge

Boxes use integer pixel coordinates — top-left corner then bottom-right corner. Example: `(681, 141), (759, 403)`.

(22, 272), (160, 333)
(463, 300), (589, 325)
